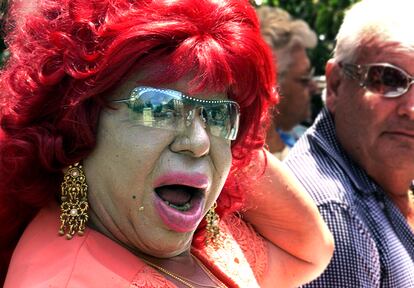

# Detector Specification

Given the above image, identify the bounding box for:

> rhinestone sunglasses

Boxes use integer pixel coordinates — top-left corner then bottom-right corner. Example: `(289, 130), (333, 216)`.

(113, 86), (240, 141)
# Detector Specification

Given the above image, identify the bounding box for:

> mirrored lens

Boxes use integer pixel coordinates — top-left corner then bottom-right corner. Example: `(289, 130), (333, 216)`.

(117, 87), (239, 140)
(126, 88), (184, 129)
(205, 103), (239, 140)
(365, 65), (409, 97)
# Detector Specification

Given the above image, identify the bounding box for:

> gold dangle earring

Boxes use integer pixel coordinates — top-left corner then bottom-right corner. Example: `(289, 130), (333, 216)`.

(58, 163), (89, 240)
(205, 202), (221, 247)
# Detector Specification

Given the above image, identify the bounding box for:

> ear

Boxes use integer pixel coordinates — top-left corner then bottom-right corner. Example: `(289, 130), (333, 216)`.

(325, 59), (342, 114)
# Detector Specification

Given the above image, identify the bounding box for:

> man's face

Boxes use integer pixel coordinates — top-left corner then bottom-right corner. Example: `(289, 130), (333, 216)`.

(276, 47), (315, 130)
(326, 45), (414, 188)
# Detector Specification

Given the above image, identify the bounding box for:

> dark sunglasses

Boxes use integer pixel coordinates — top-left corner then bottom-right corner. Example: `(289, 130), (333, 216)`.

(113, 86), (240, 141)
(340, 62), (414, 98)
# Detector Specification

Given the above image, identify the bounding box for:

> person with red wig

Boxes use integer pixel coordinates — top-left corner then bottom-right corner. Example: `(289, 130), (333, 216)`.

(0, 0), (333, 287)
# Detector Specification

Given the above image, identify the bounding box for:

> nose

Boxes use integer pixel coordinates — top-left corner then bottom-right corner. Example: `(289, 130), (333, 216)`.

(397, 84), (414, 120)
(308, 78), (319, 96)
(169, 111), (210, 157)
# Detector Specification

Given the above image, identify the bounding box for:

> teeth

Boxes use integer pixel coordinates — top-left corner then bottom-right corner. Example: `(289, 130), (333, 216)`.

(164, 201), (191, 211)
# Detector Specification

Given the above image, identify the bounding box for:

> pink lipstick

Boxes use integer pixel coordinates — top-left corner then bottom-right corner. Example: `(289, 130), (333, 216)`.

(153, 173), (209, 232)
(153, 172), (209, 189)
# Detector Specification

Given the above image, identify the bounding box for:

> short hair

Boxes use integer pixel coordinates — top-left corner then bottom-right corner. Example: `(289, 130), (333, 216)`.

(335, 0), (414, 63)
(0, 0), (276, 283)
(256, 6), (317, 77)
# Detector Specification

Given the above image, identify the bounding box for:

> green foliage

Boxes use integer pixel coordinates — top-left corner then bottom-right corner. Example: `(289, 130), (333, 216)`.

(257, 0), (360, 74)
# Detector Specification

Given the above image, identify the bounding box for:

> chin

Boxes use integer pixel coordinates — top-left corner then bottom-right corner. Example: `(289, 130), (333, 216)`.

(141, 232), (194, 258)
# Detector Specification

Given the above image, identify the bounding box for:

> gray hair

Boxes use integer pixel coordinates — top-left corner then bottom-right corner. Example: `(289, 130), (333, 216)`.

(257, 6), (317, 78)
(334, 0), (414, 63)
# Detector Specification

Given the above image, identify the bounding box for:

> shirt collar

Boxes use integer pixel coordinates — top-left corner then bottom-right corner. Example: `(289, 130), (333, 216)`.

(308, 107), (380, 196)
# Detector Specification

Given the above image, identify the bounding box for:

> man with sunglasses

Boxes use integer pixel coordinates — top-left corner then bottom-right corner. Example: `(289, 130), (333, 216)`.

(285, 0), (414, 286)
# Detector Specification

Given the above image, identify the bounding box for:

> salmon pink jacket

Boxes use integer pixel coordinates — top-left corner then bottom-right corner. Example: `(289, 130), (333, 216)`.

(5, 204), (268, 288)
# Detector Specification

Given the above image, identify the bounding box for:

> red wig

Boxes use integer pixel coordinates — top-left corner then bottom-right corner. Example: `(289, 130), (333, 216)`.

(0, 0), (277, 283)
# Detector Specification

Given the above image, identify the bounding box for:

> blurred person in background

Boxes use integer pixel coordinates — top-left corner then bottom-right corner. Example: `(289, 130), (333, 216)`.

(257, 6), (317, 160)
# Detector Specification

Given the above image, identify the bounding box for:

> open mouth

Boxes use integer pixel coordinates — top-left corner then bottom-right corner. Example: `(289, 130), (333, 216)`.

(153, 184), (206, 233)
(155, 185), (203, 212)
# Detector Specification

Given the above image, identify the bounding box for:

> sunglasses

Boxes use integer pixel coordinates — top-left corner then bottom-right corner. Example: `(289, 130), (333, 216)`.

(340, 62), (414, 98)
(113, 86), (240, 141)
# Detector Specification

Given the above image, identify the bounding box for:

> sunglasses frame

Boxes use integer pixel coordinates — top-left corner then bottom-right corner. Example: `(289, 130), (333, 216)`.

(339, 62), (414, 98)
(112, 86), (240, 141)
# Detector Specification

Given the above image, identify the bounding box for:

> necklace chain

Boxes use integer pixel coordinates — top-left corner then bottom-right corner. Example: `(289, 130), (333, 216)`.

(192, 255), (228, 288)
(140, 254), (227, 288)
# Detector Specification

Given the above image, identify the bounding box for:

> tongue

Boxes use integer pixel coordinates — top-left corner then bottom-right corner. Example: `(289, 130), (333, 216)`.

(156, 186), (193, 206)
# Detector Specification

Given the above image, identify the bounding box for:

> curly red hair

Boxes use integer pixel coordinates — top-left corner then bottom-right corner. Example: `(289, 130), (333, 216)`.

(0, 0), (277, 283)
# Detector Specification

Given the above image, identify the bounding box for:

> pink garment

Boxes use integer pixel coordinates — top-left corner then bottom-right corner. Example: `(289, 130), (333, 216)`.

(5, 204), (268, 288)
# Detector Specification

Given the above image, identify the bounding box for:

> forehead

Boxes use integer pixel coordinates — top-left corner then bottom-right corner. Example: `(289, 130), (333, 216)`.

(287, 47), (310, 73)
(160, 79), (228, 101)
(357, 39), (414, 68)
(291, 47), (310, 64)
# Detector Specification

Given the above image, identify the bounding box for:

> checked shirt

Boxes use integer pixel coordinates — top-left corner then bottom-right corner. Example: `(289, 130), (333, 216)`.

(285, 108), (414, 288)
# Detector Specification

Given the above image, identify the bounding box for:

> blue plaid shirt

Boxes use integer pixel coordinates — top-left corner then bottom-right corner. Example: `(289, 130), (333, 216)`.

(285, 108), (414, 287)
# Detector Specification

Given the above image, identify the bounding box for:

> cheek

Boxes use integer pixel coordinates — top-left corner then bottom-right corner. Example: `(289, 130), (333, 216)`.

(213, 140), (232, 172)
(335, 94), (392, 153)
(85, 111), (174, 207)
(209, 139), (232, 196)
(352, 95), (390, 131)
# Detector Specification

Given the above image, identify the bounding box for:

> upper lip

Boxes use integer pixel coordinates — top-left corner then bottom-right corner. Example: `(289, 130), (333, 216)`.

(153, 172), (210, 190)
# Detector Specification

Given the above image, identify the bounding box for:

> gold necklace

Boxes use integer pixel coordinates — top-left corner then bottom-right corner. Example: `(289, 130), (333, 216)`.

(140, 254), (227, 288)
(192, 254), (228, 288)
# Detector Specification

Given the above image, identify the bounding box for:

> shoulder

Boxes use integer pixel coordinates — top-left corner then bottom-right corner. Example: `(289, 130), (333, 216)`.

(303, 202), (381, 287)
(4, 204), (162, 288)
(296, 187), (382, 286)
(283, 120), (383, 286)
(284, 113), (376, 242)
(284, 109), (364, 209)
(285, 135), (355, 208)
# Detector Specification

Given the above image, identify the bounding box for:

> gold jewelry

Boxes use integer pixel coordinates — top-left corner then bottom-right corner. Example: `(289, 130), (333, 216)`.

(205, 202), (221, 247)
(58, 163), (89, 240)
(140, 254), (227, 288)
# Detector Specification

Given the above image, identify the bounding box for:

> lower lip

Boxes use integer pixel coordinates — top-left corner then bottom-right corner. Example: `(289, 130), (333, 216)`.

(153, 194), (205, 233)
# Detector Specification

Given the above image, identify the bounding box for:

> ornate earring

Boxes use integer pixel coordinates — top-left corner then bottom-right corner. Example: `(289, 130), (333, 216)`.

(58, 163), (89, 240)
(205, 202), (221, 247)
